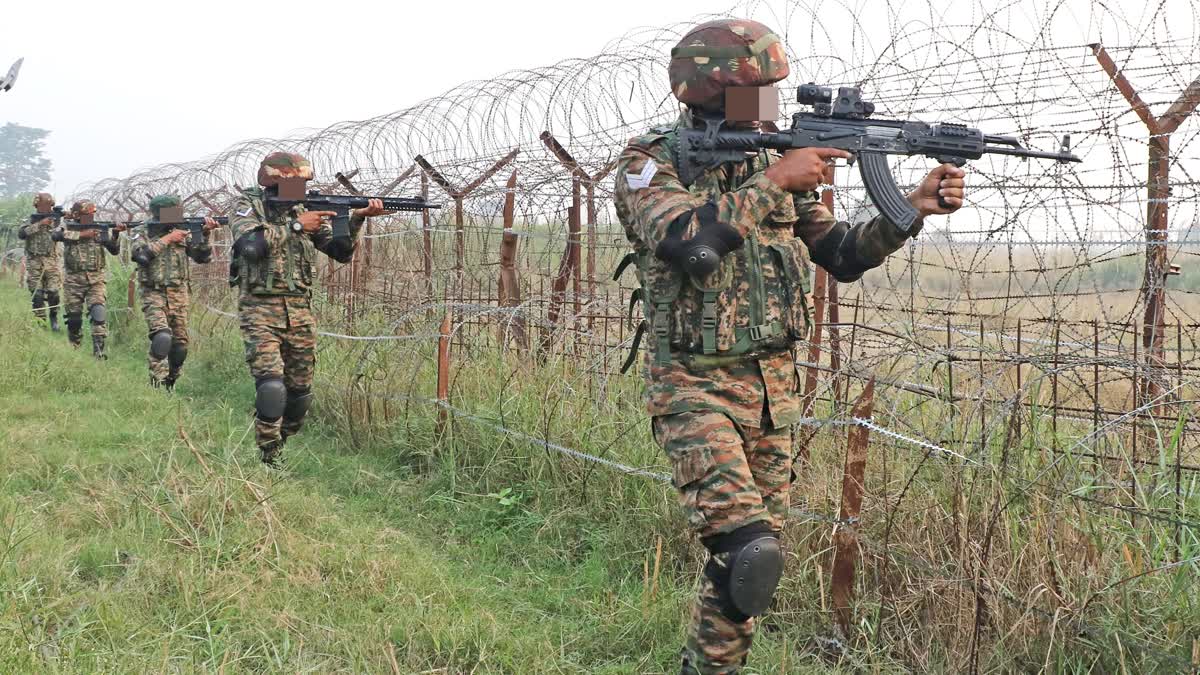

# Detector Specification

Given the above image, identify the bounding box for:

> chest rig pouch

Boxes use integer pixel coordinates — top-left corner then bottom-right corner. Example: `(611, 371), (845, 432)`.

(65, 240), (105, 273)
(25, 227), (54, 257)
(616, 127), (810, 373)
(231, 189), (316, 296)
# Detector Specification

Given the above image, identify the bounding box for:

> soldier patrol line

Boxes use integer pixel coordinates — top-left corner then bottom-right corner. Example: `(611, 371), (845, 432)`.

(14, 17), (1087, 675)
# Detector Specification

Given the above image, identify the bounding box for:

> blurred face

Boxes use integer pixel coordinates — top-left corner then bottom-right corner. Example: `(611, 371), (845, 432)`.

(725, 86), (779, 123)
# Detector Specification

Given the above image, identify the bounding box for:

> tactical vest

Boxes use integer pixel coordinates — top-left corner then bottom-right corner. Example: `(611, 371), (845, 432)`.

(229, 188), (317, 297)
(139, 233), (191, 290)
(24, 225), (56, 258)
(615, 126), (812, 371)
(64, 239), (107, 274)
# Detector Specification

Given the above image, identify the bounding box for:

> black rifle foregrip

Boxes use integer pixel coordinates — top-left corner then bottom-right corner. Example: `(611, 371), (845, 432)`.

(858, 152), (920, 232)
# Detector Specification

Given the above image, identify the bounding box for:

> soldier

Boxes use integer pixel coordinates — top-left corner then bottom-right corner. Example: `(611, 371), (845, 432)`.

(228, 152), (386, 466)
(17, 192), (63, 330)
(53, 200), (122, 358)
(129, 195), (217, 389)
(613, 19), (967, 674)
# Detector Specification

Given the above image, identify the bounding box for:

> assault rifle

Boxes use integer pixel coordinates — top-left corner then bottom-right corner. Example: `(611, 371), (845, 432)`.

(130, 217), (228, 246)
(264, 191), (440, 239)
(677, 83), (1081, 232)
(30, 205), (65, 224)
(64, 221), (127, 244)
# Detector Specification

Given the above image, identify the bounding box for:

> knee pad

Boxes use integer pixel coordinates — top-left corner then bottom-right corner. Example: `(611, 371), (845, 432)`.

(702, 523), (784, 622)
(45, 290), (60, 306)
(66, 312), (83, 332)
(168, 341), (188, 369)
(283, 387), (313, 422)
(31, 289), (45, 306)
(254, 378), (287, 421)
(88, 303), (107, 324)
(150, 330), (172, 359)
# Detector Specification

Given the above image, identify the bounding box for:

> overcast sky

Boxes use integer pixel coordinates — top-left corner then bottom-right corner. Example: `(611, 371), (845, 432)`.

(2, 0), (1192, 197)
(1, 0), (738, 195)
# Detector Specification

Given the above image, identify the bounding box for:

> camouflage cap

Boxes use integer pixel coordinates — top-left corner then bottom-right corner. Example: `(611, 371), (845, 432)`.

(149, 194), (181, 216)
(70, 200), (97, 216)
(257, 151), (314, 187)
(668, 19), (790, 112)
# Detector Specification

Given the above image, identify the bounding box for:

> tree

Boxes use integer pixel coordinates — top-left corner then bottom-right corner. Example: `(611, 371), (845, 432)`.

(0, 123), (52, 198)
(0, 194), (33, 257)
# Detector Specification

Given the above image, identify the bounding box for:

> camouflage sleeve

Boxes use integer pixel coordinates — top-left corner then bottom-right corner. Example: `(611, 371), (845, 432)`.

(793, 193), (916, 283)
(229, 194), (287, 251)
(613, 138), (790, 250)
(17, 224), (29, 239)
(60, 228), (83, 242)
(146, 234), (169, 257)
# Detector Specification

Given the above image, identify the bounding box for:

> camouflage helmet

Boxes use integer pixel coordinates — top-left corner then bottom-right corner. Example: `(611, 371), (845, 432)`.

(33, 192), (55, 210)
(668, 19), (790, 112)
(257, 152), (314, 187)
(70, 200), (97, 217)
(148, 194), (181, 218)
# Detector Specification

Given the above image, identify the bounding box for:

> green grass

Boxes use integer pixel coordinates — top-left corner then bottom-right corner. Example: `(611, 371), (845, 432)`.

(3, 266), (1198, 673)
(0, 277), (863, 673)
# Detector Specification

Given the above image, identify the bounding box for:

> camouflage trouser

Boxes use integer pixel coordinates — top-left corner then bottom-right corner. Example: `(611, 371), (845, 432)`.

(25, 255), (63, 293)
(141, 285), (190, 383)
(653, 410), (793, 675)
(64, 271), (108, 338)
(238, 295), (316, 448)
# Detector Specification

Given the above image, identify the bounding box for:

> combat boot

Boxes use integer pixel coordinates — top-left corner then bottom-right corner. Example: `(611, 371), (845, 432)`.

(68, 327), (82, 348)
(259, 440), (284, 468)
(31, 293), (47, 326)
(48, 308), (60, 332)
(92, 334), (107, 360)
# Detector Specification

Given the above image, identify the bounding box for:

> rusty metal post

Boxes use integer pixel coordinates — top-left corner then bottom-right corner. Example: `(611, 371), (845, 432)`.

(831, 378), (875, 635)
(127, 276), (136, 309)
(436, 313), (452, 435)
(570, 178), (582, 323)
(821, 189), (842, 407)
(1091, 44), (1200, 407)
(421, 172), (433, 300)
(797, 267), (828, 464)
(498, 170), (527, 349)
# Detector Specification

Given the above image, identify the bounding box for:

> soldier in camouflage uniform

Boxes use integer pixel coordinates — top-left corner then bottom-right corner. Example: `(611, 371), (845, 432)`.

(613, 19), (967, 674)
(53, 200), (122, 358)
(228, 152), (386, 466)
(17, 192), (64, 331)
(130, 194), (217, 390)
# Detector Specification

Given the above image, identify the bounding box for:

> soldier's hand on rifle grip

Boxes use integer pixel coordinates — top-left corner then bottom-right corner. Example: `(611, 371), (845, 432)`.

(162, 229), (189, 245)
(203, 217), (221, 232)
(907, 164), (966, 217)
(352, 198), (389, 219)
(764, 148), (851, 193)
(297, 210), (338, 234)
(78, 229), (99, 240)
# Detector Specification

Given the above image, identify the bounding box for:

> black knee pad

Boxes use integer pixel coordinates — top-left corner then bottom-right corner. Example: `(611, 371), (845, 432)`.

(66, 311), (83, 332)
(283, 387), (313, 422)
(45, 291), (60, 307)
(31, 289), (45, 306)
(88, 303), (107, 325)
(150, 330), (172, 359)
(168, 341), (188, 369)
(702, 522), (784, 623)
(254, 377), (287, 421)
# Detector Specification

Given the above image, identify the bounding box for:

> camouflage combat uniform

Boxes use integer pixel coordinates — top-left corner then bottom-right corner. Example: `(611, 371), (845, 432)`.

(228, 187), (365, 459)
(615, 122), (915, 672)
(59, 226), (121, 354)
(17, 216), (63, 326)
(131, 225), (212, 387)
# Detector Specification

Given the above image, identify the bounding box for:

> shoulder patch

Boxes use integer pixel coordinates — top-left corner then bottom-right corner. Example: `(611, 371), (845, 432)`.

(625, 160), (658, 190)
(236, 207), (252, 217)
